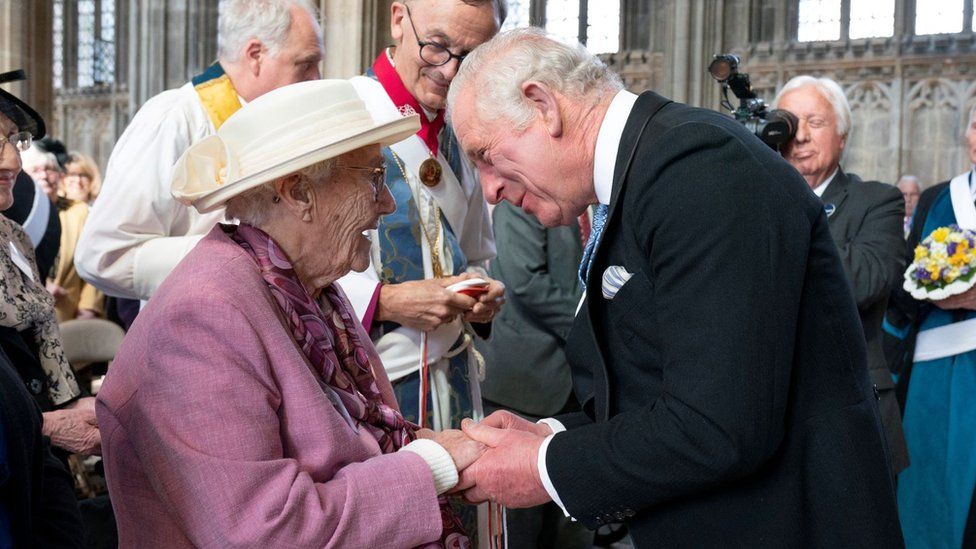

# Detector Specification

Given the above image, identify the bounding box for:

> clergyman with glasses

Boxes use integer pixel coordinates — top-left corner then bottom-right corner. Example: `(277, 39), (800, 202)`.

(336, 1), (506, 540)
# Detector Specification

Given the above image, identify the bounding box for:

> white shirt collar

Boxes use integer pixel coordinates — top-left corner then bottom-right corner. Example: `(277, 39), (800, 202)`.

(593, 90), (639, 206)
(812, 168), (840, 198)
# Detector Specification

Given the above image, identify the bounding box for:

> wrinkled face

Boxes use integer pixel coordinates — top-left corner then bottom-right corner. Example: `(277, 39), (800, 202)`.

(390, 0), (498, 112)
(312, 145), (394, 275)
(966, 110), (976, 166)
(253, 6), (323, 98)
(63, 166), (92, 202)
(0, 114), (20, 211)
(898, 180), (920, 217)
(778, 86), (846, 188)
(452, 89), (588, 227)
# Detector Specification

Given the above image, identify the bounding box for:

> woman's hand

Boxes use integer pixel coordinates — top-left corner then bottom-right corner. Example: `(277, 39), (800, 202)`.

(45, 281), (67, 303)
(416, 428), (485, 472)
(42, 396), (101, 455)
(932, 285), (976, 311)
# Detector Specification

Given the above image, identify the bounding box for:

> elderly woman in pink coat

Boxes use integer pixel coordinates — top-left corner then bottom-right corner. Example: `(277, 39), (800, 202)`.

(95, 79), (486, 548)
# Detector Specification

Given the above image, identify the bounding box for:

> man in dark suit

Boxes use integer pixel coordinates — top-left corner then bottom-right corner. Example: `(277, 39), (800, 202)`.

(776, 76), (909, 476)
(447, 28), (902, 546)
(476, 200), (592, 548)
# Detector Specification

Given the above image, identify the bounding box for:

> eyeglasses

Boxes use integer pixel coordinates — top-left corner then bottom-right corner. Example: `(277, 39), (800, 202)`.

(0, 131), (32, 153)
(404, 5), (467, 68)
(338, 165), (387, 201)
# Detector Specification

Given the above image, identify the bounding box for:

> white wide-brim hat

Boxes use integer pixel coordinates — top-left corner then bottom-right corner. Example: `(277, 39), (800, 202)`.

(172, 79), (420, 213)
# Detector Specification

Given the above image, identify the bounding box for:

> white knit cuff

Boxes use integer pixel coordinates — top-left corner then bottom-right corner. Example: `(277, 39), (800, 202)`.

(400, 439), (459, 495)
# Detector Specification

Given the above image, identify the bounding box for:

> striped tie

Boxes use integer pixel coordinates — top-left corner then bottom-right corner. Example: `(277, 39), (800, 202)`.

(578, 203), (609, 288)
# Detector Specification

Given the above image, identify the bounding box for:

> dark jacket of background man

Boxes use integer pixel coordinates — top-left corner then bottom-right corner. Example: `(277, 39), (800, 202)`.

(820, 168), (909, 474)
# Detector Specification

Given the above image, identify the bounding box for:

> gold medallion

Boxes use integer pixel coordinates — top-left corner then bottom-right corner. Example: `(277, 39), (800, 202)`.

(419, 157), (443, 187)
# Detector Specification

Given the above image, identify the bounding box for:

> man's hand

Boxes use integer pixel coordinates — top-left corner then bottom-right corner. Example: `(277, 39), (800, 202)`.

(416, 428), (486, 472)
(463, 277), (506, 324)
(456, 418), (552, 508)
(479, 409), (554, 438)
(42, 396), (101, 455)
(377, 275), (478, 331)
(932, 285), (976, 311)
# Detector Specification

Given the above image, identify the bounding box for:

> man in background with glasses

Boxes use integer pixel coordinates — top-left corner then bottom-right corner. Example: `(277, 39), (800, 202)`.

(337, 0), (505, 541)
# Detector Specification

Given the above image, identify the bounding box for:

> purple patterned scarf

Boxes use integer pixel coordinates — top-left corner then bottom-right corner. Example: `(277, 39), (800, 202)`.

(229, 224), (468, 548)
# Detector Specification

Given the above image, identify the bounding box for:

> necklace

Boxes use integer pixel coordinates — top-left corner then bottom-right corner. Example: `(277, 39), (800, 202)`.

(389, 150), (445, 278)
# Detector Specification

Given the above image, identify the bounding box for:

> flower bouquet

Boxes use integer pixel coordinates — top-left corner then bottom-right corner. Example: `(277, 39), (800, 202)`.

(903, 225), (976, 300)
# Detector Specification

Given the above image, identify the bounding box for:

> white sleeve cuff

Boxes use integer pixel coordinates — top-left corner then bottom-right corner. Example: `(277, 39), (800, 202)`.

(537, 427), (573, 518)
(400, 439), (459, 495)
(538, 417), (566, 434)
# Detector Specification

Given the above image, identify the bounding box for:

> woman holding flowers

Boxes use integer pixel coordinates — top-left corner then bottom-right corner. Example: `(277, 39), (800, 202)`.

(893, 104), (976, 548)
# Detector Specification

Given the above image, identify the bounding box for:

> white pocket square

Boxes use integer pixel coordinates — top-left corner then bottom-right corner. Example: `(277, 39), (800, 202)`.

(602, 265), (633, 300)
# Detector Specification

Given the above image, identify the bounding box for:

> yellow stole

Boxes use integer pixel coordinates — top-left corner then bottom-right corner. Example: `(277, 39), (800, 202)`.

(191, 62), (243, 130)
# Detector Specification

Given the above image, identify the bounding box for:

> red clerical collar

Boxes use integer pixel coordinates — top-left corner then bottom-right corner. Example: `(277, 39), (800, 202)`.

(372, 51), (446, 156)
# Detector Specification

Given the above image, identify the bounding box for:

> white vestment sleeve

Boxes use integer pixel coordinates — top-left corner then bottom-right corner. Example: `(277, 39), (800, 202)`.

(456, 151), (495, 270)
(75, 86), (223, 301)
(336, 259), (381, 324)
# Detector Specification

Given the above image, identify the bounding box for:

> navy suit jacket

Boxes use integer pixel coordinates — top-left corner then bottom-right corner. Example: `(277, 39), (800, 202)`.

(546, 92), (903, 547)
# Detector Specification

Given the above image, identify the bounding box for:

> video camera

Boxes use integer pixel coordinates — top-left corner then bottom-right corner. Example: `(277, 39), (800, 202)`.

(708, 54), (797, 150)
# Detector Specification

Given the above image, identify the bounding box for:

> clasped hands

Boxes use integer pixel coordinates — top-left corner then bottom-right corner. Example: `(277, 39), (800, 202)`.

(376, 273), (505, 331)
(418, 410), (554, 508)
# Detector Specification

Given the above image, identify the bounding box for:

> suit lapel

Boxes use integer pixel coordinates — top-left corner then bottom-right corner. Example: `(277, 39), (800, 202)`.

(820, 169), (850, 218)
(580, 91), (672, 421)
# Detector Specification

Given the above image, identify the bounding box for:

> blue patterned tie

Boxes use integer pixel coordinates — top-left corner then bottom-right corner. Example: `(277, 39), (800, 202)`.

(578, 204), (609, 288)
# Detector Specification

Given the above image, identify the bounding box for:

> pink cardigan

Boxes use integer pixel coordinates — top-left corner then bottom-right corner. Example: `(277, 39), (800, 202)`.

(96, 226), (443, 548)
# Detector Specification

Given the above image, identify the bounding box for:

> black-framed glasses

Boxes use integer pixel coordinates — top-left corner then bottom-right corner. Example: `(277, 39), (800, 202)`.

(339, 165), (387, 201)
(0, 131), (32, 154)
(404, 5), (466, 67)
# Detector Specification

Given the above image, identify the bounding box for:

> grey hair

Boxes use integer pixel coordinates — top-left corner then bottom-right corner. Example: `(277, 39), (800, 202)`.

(225, 158), (335, 226)
(217, 0), (320, 62)
(773, 75), (852, 138)
(897, 175), (921, 190)
(20, 145), (59, 171)
(447, 27), (624, 131)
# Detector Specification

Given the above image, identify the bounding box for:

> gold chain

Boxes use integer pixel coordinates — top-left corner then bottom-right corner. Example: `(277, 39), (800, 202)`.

(388, 150), (445, 278)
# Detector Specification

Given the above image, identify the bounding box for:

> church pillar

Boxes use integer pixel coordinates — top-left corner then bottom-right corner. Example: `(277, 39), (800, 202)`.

(0, 0), (55, 130)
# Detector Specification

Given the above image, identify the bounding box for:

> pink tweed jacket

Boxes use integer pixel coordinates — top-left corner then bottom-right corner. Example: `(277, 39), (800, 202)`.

(96, 226), (443, 548)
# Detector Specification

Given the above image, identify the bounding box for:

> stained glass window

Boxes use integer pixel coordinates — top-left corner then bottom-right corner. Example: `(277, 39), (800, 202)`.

(849, 0), (894, 39)
(545, 0), (581, 46)
(53, 0), (64, 89)
(797, 0), (841, 42)
(77, 0), (96, 88)
(95, 0), (115, 84)
(586, 0), (620, 54)
(501, 0), (531, 31)
(74, 0), (115, 88)
(915, 0), (964, 35)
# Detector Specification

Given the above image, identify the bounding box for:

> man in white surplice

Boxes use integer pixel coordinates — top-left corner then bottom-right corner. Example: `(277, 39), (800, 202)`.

(337, 0), (505, 435)
(74, 0), (323, 302)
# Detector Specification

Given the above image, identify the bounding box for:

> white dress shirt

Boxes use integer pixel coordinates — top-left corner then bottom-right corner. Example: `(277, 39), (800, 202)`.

(536, 89), (639, 518)
(74, 82), (227, 301)
(811, 168), (839, 198)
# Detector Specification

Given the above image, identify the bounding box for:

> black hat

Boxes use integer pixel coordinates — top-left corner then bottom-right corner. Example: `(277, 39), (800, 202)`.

(0, 70), (46, 139)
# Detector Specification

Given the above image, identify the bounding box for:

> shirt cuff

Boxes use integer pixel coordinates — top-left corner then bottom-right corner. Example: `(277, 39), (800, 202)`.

(400, 439), (459, 495)
(538, 417), (566, 434)
(537, 419), (572, 518)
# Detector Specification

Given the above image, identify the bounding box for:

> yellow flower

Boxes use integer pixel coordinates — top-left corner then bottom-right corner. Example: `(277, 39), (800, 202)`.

(931, 227), (951, 243)
(929, 265), (941, 281)
(914, 246), (929, 261)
